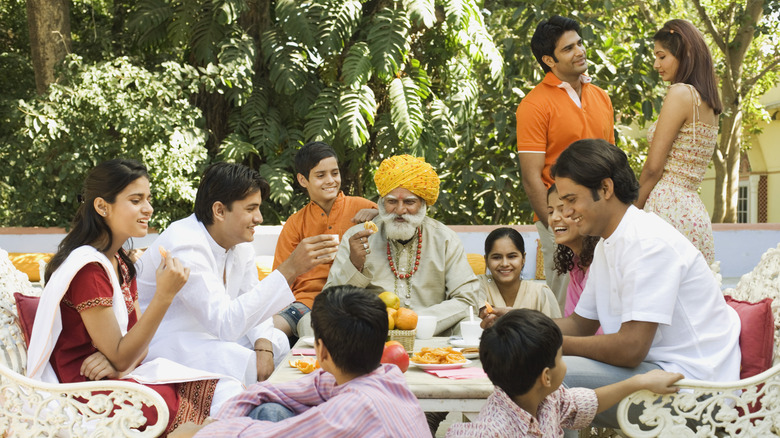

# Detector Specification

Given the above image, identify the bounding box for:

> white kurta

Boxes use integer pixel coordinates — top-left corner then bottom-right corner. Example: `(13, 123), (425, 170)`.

(324, 216), (481, 335)
(575, 206), (741, 382)
(136, 215), (294, 386)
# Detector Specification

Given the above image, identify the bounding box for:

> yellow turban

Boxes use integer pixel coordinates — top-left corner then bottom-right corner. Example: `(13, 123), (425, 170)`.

(374, 155), (440, 205)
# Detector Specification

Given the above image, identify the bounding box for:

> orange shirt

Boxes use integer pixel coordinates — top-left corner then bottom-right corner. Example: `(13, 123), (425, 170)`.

(272, 192), (377, 309)
(516, 72), (615, 188)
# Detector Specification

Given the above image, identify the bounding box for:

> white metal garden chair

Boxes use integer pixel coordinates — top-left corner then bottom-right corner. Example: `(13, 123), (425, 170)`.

(616, 244), (780, 437)
(0, 248), (169, 437)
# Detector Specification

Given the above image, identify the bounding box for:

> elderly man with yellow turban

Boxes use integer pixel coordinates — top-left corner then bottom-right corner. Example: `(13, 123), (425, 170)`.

(317, 155), (481, 337)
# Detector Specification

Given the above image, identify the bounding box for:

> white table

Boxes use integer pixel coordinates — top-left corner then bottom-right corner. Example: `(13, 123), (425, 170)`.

(268, 337), (492, 416)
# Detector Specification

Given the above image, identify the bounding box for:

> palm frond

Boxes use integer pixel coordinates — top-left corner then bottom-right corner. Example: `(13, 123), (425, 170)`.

(403, 0), (436, 28)
(261, 28), (309, 95)
(389, 76), (424, 144)
(128, 0), (173, 48)
(259, 163), (294, 205)
(316, 0), (362, 57)
(338, 85), (376, 148)
(304, 86), (340, 143)
(275, 0), (316, 47)
(342, 42), (373, 89)
(367, 8), (410, 82)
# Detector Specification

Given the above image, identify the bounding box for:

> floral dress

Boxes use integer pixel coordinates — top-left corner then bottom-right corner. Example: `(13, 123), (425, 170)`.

(645, 84), (717, 265)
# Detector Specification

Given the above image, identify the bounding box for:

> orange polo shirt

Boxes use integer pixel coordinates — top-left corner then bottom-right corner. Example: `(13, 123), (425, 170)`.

(272, 192), (377, 309)
(516, 72), (615, 189)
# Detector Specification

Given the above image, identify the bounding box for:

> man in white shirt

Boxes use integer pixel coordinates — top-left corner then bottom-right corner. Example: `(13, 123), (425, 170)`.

(549, 139), (740, 430)
(136, 162), (338, 386)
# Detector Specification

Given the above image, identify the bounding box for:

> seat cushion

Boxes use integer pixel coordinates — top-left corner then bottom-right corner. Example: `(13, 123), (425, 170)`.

(13, 292), (40, 347)
(724, 295), (774, 379)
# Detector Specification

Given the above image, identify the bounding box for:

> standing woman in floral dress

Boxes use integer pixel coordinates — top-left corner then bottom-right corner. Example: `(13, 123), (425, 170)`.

(635, 19), (722, 265)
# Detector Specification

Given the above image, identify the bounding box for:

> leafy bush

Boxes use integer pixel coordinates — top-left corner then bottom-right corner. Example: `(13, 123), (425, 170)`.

(1, 55), (208, 229)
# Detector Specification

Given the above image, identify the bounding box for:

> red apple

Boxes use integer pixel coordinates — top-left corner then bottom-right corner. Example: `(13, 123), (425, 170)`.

(381, 343), (410, 373)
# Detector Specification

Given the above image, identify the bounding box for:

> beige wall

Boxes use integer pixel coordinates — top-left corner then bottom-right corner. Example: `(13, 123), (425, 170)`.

(700, 86), (780, 222)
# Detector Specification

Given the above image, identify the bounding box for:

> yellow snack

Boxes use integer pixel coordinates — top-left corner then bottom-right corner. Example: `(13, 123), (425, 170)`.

(484, 301), (494, 314)
(364, 220), (378, 233)
(159, 246), (168, 259)
(410, 347), (466, 364)
(289, 358), (320, 373)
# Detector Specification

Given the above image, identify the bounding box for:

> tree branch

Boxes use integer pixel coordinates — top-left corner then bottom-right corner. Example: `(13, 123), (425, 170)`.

(743, 56), (780, 93)
(691, 0), (726, 53)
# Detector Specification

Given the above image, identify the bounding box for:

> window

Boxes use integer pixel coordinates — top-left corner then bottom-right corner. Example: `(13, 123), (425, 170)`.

(737, 181), (749, 223)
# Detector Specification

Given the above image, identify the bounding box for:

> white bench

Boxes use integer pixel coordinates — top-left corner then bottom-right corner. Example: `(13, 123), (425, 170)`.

(0, 249), (169, 437)
(616, 244), (780, 437)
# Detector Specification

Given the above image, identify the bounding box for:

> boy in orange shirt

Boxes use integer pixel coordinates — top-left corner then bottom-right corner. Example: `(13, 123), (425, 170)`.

(272, 142), (377, 342)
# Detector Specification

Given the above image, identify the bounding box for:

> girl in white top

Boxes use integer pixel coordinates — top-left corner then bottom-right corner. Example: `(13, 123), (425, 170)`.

(478, 227), (560, 319)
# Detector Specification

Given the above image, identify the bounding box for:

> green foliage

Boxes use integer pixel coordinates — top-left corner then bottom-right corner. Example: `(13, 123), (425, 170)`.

(0, 56), (208, 229)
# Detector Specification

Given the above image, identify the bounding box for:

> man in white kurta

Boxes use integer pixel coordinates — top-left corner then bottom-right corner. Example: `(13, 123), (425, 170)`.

(137, 162), (337, 387)
(548, 139), (740, 431)
(321, 155), (481, 337)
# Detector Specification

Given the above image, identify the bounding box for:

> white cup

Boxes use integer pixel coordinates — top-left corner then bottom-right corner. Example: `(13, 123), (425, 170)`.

(416, 315), (437, 340)
(460, 320), (483, 345)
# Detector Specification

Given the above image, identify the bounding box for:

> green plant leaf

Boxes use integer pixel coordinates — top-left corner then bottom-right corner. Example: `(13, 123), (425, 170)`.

(367, 8), (410, 82)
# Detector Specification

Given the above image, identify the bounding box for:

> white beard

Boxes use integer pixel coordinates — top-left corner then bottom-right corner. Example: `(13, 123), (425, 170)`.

(378, 200), (427, 241)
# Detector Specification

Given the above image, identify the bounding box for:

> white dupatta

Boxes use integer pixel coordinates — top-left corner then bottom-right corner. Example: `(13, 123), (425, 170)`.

(27, 245), (226, 385)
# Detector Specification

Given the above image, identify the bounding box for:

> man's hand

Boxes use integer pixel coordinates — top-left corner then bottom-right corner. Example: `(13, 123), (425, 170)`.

(351, 208), (379, 224)
(348, 229), (374, 272)
(479, 306), (511, 329)
(80, 351), (121, 380)
(169, 419), (214, 438)
(254, 338), (275, 382)
(277, 235), (339, 284)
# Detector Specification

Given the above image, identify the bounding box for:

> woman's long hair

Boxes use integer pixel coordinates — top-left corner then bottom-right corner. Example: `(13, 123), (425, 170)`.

(45, 159), (149, 283)
(553, 236), (599, 275)
(653, 19), (722, 115)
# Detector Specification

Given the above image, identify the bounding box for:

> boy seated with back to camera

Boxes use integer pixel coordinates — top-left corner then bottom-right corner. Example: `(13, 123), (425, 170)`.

(447, 309), (683, 437)
(170, 285), (429, 437)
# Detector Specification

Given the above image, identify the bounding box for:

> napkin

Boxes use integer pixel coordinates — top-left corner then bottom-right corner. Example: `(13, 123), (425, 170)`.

(425, 367), (487, 379)
(291, 348), (316, 356)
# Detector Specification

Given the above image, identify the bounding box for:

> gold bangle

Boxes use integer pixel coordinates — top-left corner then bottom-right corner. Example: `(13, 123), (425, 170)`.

(254, 348), (274, 356)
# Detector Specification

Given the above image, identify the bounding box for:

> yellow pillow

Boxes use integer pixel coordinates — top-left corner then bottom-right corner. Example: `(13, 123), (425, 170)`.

(466, 253), (486, 276)
(8, 253), (53, 282)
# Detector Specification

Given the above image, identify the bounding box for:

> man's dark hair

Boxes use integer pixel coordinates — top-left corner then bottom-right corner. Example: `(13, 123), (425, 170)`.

(194, 162), (270, 226)
(480, 309), (563, 397)
(551, 139), (639, 204)
(530, 15), (581, 73)
(311, 285), (387, 376)
(295, 141), (338, 181)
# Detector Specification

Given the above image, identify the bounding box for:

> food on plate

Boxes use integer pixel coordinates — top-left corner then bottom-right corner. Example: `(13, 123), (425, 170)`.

(484, 301), (493, 314)
(381, 342), (410, 372)
(394, 307), (418, 330)
(364, 220), (379, 232)
(379, 291), (401, 310)
(411, 347), (466, 364)
(461, 347), (479, 355)
(289, 357), (320, 374)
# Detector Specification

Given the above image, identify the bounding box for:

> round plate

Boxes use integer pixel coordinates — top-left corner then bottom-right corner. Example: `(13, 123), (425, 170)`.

(450, 339), (479, 349)
(298, 336), (315, 347)
(454, 348), (479, 359)
(409, 359), (472, 370)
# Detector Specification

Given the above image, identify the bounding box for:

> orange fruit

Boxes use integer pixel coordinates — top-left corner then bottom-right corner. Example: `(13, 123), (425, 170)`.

(385, 340), (404, 348)
(394, 307), (418, 330)
(289, 358), (320, 373)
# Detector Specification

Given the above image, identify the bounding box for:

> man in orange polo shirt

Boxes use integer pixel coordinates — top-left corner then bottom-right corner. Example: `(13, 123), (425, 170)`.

(272, 142), (377, 343)
(516, 15), (615, 312)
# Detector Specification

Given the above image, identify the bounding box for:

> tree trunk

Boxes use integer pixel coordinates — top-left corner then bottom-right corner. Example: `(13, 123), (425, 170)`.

(26, 0), (72, 94)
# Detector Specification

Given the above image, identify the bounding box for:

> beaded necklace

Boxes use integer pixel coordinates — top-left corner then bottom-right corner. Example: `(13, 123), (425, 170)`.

(387, 228), (422, 307)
